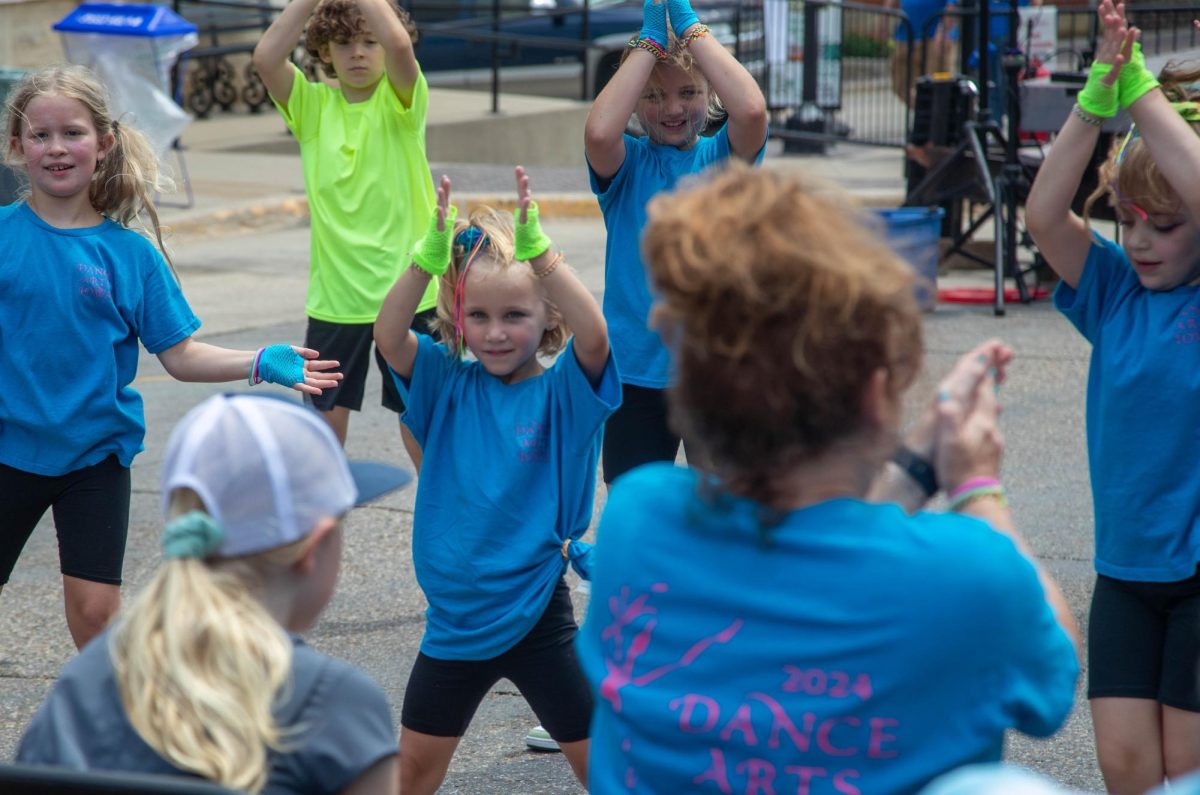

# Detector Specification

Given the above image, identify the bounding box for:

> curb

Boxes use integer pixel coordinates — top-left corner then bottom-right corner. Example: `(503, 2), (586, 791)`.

(161, 188), (908, 243)
(162, 192), (603, 243)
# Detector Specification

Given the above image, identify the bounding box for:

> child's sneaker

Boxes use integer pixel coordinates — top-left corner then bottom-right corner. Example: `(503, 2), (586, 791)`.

(525, 724), (561, 752)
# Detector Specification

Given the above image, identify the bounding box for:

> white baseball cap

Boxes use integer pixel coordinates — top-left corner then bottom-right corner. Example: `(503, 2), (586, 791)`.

(160, 393), (412, 558)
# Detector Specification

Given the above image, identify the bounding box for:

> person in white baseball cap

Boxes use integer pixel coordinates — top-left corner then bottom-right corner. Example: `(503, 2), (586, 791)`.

(16, 393), (411, 795)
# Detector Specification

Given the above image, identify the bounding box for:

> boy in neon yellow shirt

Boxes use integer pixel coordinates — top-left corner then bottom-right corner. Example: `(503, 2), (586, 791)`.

(254, 0), (435, 464)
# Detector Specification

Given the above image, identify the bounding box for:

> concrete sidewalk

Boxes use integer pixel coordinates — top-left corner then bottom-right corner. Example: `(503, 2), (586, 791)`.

(156, 89), (908, 241)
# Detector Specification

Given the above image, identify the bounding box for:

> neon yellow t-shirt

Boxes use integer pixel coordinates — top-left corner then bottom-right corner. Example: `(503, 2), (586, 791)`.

(274, 64), (437, 322)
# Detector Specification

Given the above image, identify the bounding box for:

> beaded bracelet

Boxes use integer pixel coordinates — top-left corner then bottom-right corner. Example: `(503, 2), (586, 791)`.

(534, 252), (564, 279)
(682, 24), (711, 47)
(627, 36), (667, 61)
(1072, 103), (1104, 127)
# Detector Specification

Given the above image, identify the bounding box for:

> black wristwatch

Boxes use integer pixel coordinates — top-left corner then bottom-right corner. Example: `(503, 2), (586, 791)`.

(891, 446), (938, 498)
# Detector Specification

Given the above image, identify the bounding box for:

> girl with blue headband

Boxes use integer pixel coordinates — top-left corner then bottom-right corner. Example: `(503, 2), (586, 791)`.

(1026, 2), (1200, 790)
(374, 166), (619, 793)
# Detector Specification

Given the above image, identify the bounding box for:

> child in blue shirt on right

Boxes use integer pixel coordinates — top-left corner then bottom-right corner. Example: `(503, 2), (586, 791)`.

(1026, 3), (1200, 791)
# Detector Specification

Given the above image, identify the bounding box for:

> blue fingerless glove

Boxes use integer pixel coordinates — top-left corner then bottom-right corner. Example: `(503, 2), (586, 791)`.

(252, 344), (305, 388)
(639, 0), (668, 49)
(666, 0), (700, 38)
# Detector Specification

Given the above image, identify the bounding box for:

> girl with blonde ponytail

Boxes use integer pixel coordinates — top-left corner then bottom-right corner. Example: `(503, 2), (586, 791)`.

(17, 393), (412, 794)
(0, 65), (344, 653)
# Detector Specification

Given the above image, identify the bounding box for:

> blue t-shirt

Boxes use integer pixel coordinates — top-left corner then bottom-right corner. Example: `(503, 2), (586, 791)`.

(1055, 235), (1200, 581)
(393, 334), (620, 659)
(17, 632), (397, 795)
(589, 124), (766, 389)
(578, 465), (1079, 795)
(0, 203), (200, 476)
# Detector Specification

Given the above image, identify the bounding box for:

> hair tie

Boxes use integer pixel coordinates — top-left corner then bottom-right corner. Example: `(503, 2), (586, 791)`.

(162, 511), (224, 560)
(455, 226), (487, 250)
(111, 119), (120, 135)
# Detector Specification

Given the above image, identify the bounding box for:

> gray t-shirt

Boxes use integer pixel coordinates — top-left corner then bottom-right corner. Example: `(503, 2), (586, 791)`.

(17, 631), (396, 794)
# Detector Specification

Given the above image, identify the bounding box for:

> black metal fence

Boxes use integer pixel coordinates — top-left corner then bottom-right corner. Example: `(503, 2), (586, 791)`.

(168, 0), (1200, 149)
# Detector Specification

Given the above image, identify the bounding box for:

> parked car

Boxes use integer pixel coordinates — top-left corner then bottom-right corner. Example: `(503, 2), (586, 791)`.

(406, 0), (763, 99)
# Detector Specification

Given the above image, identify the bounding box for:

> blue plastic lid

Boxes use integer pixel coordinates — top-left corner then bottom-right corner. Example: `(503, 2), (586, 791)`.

(53, 3), (197, 37)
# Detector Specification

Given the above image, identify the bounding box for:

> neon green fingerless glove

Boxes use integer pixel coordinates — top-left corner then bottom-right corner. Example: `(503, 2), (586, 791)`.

(514, 201), (553, 261)
(1078, 62), (1119, 118)
(412, 204), (458, 276)
(1119, 42), (1160, 109)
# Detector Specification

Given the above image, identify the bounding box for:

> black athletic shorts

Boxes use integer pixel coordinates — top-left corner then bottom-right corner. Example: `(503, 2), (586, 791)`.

(1088, 568), (1200, 712)
(0, 455), (131, 585)
(602, 383), (683, 485)
(400, 578), (594, 741)
(304, 309), (435, 413)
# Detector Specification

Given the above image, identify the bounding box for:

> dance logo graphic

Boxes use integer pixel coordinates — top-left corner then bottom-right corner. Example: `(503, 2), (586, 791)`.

(598, 584), (899, 794)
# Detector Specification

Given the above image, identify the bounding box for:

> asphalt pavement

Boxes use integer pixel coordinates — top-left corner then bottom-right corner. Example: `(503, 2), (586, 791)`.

(0, 95), (1109, 792)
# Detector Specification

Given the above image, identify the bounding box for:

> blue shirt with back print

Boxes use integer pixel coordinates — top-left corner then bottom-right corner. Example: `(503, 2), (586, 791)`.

(0, 203), (200, 476)
(392, 334), (620, 660)
(1055, 234), (1200, 582)
(589, 123), (766, 389)
(578, 464), (1078, 795)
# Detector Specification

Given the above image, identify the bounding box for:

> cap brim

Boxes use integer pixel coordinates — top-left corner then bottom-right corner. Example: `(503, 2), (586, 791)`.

(348, 461), (413, 505)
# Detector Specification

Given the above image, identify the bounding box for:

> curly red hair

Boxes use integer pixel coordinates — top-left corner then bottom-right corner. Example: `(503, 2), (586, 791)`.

(643, 164), (924, 506)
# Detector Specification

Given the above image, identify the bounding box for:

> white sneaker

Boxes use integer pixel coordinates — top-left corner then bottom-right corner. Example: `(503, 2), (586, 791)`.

(525, 724), (561, 752)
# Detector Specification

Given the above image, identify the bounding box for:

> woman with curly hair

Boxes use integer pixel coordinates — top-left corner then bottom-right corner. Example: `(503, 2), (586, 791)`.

(577, 164), (1080, 793)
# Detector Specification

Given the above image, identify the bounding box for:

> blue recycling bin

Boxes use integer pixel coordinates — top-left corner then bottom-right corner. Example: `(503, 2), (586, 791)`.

(53, 2), (197, 199)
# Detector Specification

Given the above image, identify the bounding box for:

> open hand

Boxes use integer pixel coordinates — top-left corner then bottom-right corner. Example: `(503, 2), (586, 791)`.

(516, 165), (533, 225)
(931, 339), (1012, 491)
(434, 174), (453, 232)
(1095, 0), (1137, 80)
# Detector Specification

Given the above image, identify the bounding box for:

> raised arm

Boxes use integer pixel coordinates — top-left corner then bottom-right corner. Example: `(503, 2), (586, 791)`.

(375, 176), (454, 379)
(584, 0), (664, 178)
(157, 340), (341, 395)
(1024, 0), (1134, 289)
(668, 0), (768, 159)
(931, 346), (1080, 654)
(356, 0), (419, 106)
(514, 166), (610, 383)
(1118, 25), (1200, 223)
(252, 0), (322, 106)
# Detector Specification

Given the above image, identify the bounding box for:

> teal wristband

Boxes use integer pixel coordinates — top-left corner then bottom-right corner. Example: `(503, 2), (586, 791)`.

(1078, 62), (1118, 118)
(1118, 42), (1160, 109)
(413, 204), (458, 276)
(515, 200), (553, 261)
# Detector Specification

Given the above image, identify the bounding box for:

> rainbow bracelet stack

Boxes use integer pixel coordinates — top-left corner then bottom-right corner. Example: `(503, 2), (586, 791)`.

(681, 24), (710, 47)
(946, 477), (1007, 511)
(628, 36), (667, 61)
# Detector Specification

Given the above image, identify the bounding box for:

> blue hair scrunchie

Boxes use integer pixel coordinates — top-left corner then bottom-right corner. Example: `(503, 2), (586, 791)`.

(455, 226), (487, 251)
(163, 511), (224, 560)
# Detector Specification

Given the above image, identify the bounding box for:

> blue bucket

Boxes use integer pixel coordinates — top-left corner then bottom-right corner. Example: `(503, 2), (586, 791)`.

(874, 207), (945, 311)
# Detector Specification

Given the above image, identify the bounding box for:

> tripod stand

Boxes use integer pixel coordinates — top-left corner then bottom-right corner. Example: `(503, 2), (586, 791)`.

(903, 0), (1037, 316)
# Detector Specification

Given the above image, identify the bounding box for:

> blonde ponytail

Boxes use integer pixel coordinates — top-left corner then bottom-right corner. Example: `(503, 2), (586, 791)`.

(108, 491), (304, 793)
